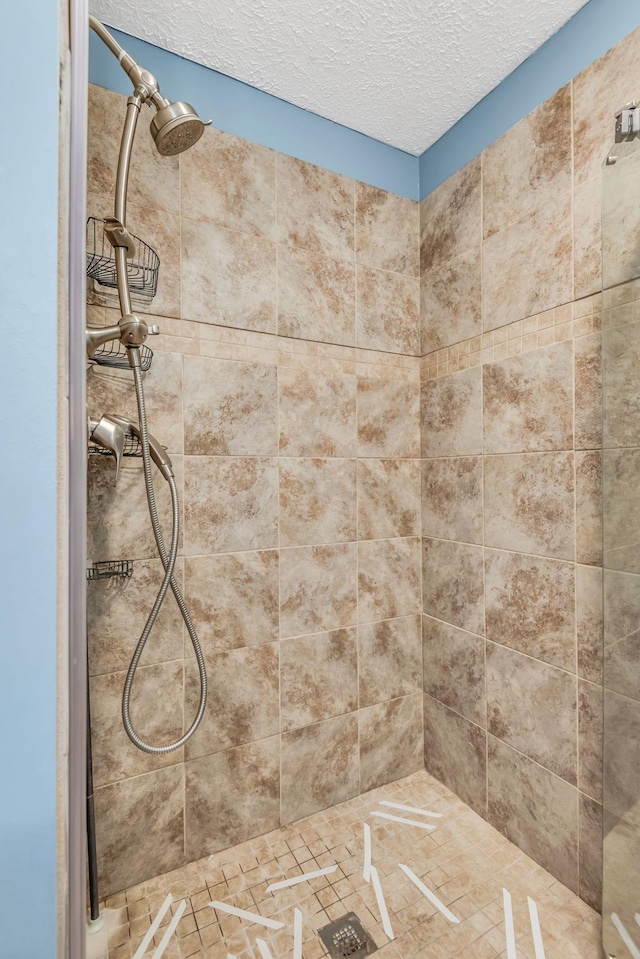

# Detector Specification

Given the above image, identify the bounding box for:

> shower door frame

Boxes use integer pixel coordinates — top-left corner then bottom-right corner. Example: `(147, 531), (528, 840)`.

(67, 0), (89, 955)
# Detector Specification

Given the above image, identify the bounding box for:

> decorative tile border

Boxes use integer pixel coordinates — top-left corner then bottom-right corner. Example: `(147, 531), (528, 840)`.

(89, 305), (422, 382)
(420, 295), (602, 382)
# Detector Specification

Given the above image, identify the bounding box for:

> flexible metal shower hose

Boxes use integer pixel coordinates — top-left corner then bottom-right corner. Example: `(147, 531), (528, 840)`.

(121, 354), (207, 754)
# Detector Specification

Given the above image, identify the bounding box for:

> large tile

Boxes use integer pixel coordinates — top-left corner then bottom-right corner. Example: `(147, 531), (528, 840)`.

(183, 355), (277, 456)
(87, 349), (183, 454)
(180, 128), (275, 238)
(573, 26), (640, 186)
(184, 550), (278, 655)
(421, 367), (482, 457)
(603, 319), (640, 449)
(488, 737), (578, 891)
(356, 266), (420, 355)
(278, 365), (356, 457)
(88, 84), (179, 215)
(420, 246), (482, 354)
(574, 331), (602, 450)
(602, 151), (640, 290)
(183, 456), (278, 554)
(577, 564), (603, 685)
(355, 183), (419, 277)
(483, 86), (572, 240)
(185, 737), (280, 859)
(579, 794), (603, 912)
(423, 695), (487, 816)
(88, 558), (184, 675)
(484, 549), (576, 671)
(576, 450), (603, 567)
(483, 194), (573, 331)
(358, 537), (422, 624)
(87, 193), (181, 320)
(184, 644), (280, 760)
(603, 449), (640, 572)
(422, 616), (486, 727)
(486, 643), (577, 784)
(358, 459), (421, 540)
(281, 715), (359, 823)
(277, 155), (354, 260)
(277, 244), (355, 346)
(359, 615), (422, 706)
(359, 694), (423, 793)
(604, 570), (640, 700)
(421, 456), (483, 545)
(605, 568), (640, 645)
(279, 543), (357, 638)
(420, 156), (481, 273)
(94, 766), (185, 897)
(181, 217), (276, 333)
(279, 457), (357, 546)
(603, 690), (640, 828)
(357, 377), (420, 458)
(484, 452), (575, 560)
(280, 628), (358, 731)
(579, 680), (603, 802)
(422, 538), (484, 635)
(90, 662), (184, 787)
(87, 454), (183, 563)
(574, 176), (602, 299)
(483, 342), (573, 453)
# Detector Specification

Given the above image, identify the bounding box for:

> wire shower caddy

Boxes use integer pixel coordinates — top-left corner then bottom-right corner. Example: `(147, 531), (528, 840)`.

(86, 216), (160, 300)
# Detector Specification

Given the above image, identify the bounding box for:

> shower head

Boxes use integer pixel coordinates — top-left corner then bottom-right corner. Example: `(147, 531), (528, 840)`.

(89, 16), (210, 156)
(150, 101), (209, 156)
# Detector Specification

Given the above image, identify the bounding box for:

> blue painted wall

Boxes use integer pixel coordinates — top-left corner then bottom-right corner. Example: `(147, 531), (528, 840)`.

(89, 29), (420, 200)
(420, 0), (640, 198)
(1, 5), (59, 959)
(91, 0), (640, 203)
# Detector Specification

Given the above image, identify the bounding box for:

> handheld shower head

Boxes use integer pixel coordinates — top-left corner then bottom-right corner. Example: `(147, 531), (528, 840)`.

(150, 101), (210, 156)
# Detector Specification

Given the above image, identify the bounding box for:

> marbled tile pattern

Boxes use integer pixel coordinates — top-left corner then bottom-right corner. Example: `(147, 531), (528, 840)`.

(95, 770), (601, 959)
(486, 643), (577, 785)
(356, 182), (419, 276)
(87, 81), (424, 896)
(356, 266), (420, 355)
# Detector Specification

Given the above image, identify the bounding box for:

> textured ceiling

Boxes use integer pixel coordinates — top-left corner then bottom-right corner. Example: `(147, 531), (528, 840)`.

(91, 0), (589, 155)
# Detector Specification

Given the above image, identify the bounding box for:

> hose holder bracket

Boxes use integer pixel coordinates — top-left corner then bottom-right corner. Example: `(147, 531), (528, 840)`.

(104, 216), (136, 258)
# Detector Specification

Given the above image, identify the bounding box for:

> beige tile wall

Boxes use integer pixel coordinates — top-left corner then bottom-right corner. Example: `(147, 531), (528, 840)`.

(86, 85), (423, 898)
(418, 25), (640, 915)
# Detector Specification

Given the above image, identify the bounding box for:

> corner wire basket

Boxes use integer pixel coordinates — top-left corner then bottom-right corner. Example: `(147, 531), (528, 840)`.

(90, 339), (154, 372)
(88, 430), (143, 458)
(87, 560), (133, 582)
(86, 216), (160, 300)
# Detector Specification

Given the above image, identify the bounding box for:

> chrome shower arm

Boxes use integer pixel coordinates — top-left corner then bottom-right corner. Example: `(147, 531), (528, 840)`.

(89, 16), (161, 103)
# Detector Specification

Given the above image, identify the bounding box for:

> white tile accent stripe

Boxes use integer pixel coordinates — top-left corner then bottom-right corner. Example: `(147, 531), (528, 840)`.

(612, 913), (640, 959)
(503, 889), (517, 959)
(256, 938), (275, 959)
(527, 897), (546, 959)
(293, 908), (303, 959)
(370, 866), (395, 941)
(266, 865), (337, 892)
(151, 899), (187, 959)
(398, 864), (460, 924)
(208, 901), (285, 930)
(363, 822), (372, 883)
(371, 811), (436, 831)
(132, 894), (173, 959)
(379, 800), (442, 818)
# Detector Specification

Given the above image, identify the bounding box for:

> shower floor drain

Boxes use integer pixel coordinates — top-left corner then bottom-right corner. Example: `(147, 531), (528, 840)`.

(318, 913), (377, 958)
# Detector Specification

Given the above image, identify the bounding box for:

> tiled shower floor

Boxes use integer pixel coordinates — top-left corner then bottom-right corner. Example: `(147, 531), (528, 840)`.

(89, 771), (602, 959)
